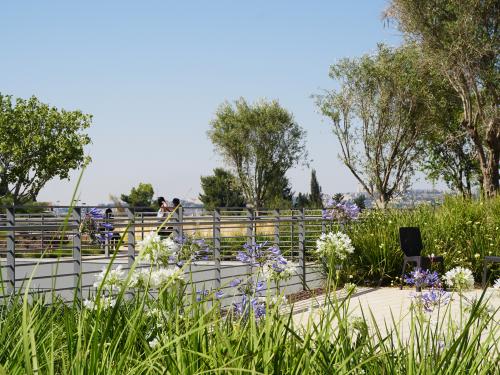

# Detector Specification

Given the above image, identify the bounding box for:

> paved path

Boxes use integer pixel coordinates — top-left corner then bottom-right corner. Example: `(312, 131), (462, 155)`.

(290, 287), (500, 338)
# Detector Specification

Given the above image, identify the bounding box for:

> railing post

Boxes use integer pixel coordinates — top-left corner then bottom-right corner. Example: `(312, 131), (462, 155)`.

(246, 207), (254, 247)
(246, 207), (254, 277)
(126, 208), (135, 299)
(41, 213), (45, 251)
(6, 207), (15, 295)
(274, 209), (280, 248)
(126, 208), (135, 268)
(172, 207), (181, 239)
(73, 207), (82, 300)
(178, 206), (184, 239)
(213, 209), (221, 290)
(298, 208), (306, 291)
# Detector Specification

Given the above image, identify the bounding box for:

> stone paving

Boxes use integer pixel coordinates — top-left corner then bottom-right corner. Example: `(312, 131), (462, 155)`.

(289, 287), (500, 338)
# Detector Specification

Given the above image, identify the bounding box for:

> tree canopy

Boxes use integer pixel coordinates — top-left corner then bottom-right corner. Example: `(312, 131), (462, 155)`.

(199, 168), (245, 210)
(121, 182), (155, 208)
(208, 98), (308, 208)
(0, 93), (92, 204)
(317, 44), (431, 208)
(387, 0), (500, 196)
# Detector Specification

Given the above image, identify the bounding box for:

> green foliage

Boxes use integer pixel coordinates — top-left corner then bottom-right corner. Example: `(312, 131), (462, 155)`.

(343, 196), (500, 283)
(387, 0), (500, 196)
(309, 169), (322, 208)
(199, 168), (245, 210)
(121, 183), (154, 208)
(208, 98), (308, 208)
(317, 44), (434, 208)
(0, 93), (92, 204)
(352, 194), (366, 210)
(0, 272), (497, 374)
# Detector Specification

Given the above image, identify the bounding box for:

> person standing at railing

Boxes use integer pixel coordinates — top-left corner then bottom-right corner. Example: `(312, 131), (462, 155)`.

(157, 197), (173, 238)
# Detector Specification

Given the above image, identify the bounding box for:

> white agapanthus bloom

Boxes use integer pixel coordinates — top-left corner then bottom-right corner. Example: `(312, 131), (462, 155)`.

(315, 232), (355, 260)
(148, 337), (160, 349)
(137, 232), (179, 265)
(262, 261), (297, 282)
(150, 268), (184, 289)
(93, 265), (125, 290)
(443, 267), (475, 291)
(83, 296), (116, 311)
(128, 268), (153, 288)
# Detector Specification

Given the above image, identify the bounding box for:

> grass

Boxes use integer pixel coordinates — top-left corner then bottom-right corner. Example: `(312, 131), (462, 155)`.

(341, 196), (500, 285)
(0, 276), (498, 374)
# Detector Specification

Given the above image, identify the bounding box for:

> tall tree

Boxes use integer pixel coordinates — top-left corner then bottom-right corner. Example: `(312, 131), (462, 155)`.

(199, 168), (245, 210)
(316, 44), (430, 208)
(208, 98), (308, 208)
(386, 0), (500, 196)
(0, 93), (91, 204)
(121, 183), (154, 208)
(309, 169), (323, 208)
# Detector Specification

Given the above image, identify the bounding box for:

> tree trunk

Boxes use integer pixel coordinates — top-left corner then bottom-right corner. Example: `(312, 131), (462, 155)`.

(375, 193), (390, 209)
(466, 122), (499, 198)
(481, 149), (500, 197)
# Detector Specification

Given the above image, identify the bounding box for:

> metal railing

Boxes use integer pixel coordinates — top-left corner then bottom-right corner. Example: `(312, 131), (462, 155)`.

(0, 206), (329, 302)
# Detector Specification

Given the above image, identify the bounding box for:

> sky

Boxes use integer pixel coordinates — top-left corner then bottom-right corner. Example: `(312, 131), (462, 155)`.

(1, 0), (439, 205)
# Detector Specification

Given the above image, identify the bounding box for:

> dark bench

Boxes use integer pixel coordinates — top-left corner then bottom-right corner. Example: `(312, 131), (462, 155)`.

(482, 255), (500, 288)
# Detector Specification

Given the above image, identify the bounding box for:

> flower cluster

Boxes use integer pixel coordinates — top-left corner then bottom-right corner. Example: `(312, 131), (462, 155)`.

(93, 265), (126, 291)
(231, 242), (296, 320)
(404, 268), (440, 289)
(137, 232), (180, 266)
(322, 198), (360, 222)
(413, 288), (450, 313)
(83, 296), (116, 311)
(315, 232), (355, 260)
(443, 267), (475, 291)
(79, 208), (114, 244)
(233, 294), (266, 320)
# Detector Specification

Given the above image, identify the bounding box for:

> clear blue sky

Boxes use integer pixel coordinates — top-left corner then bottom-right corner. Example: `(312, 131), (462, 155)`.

(3, 0), (435, 205)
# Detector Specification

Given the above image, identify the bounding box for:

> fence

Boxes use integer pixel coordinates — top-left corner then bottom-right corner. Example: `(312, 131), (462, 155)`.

(0, 206), (329, 304)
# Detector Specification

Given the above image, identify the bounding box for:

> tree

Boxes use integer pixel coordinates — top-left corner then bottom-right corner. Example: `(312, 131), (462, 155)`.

(309, 169), (323, 208)
(0, 93), (91, 204)
(317, 44), (431, 208)
(416, 67), (481, 198)
(353, 194), (366, 210)
(121, 183), (154, 208)
(386, 0), (500, 197)
(199, 168), (245, 210)
(294, 192), (310, 208)
(208, 98), (308, 208)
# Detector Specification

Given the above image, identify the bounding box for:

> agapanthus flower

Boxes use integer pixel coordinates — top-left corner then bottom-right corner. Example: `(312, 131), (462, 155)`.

(83, 296), (116, 311)
(443, 267), (475, 291)
(93, 266), (125, 290)
(415, 289), (450, 312)
(404, 268), (440, 289)
(196, 289), (210, 301)
(322, 200), (360, 221)
(150, 268), (184, 289)
(315, 232), (355, 260)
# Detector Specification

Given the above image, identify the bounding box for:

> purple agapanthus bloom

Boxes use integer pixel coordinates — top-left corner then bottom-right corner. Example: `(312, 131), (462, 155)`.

(215, 290), (224, 299)
(87, 208), (104, 220)
(415, 288), (450, 312)
(404, 268), (440, 289)
(233, 295), (266, 320)
(196, 289), (210, 301)
(230, 278), (242, 287)
(322, 199), (360, 221)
